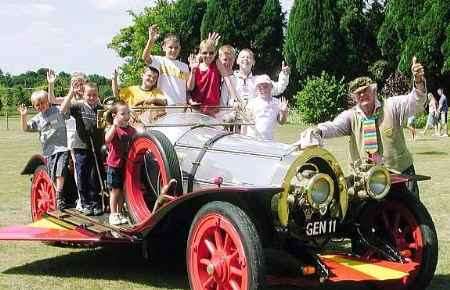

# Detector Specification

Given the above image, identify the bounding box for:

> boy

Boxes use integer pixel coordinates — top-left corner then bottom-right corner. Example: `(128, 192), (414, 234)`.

(18, 89), (73, 210)
(69, 82), (104, 215)
(244, 74), (289, 141)
(142, 25), (189, 106)
(112, 67), (166, 107)
(105, 101), (136, 225)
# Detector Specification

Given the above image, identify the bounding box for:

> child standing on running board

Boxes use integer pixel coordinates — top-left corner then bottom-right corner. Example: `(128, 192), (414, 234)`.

(142, 25), (189, 107)
(105, 101), (136, 225)
(18, 88), (74, 210)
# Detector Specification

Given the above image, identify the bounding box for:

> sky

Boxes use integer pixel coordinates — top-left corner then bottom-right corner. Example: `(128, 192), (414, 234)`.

(0, 0), (294, 77)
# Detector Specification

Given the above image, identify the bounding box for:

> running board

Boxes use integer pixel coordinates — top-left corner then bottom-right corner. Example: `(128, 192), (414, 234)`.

(0, 210), (138, 244)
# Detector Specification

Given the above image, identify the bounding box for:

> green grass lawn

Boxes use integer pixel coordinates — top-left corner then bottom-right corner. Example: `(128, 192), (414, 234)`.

(0, 118), (449, 289)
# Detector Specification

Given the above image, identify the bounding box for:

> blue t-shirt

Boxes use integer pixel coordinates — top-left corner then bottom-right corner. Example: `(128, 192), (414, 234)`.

(27, 106), (68, 157)
(439, 94), (448, 113)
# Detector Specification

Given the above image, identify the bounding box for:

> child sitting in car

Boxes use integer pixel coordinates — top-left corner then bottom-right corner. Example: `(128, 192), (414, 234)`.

(105, 101), (136, 225)
(18, 89), (73, 210)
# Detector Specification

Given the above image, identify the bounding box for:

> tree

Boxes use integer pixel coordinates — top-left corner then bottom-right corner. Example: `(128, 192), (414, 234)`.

(200, 0), (284, 75)
(284, 0), (342, 93)
(377, 0), (426, 72)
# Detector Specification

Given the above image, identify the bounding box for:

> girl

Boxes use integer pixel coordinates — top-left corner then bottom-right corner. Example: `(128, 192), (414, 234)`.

(187, 37), (235, 117)
(105, 101), (136, 225)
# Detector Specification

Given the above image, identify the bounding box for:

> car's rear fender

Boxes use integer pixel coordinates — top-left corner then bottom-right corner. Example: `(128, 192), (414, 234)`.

(21, 155), (45, 175)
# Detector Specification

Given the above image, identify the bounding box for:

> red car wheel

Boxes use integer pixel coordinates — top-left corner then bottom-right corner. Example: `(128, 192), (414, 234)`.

(187, 201), (264, 290)
(125, 131), (182, 223)
(358, 192), (438, 290)
(31, 165), (56, 221)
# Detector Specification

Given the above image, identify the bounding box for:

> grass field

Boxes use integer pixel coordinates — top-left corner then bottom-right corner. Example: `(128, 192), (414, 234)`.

(0, 117), (449, 289)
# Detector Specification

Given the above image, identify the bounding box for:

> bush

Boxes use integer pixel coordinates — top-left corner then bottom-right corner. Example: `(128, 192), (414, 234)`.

(295, 72), (346, 123)
(414, 112), (428, 129)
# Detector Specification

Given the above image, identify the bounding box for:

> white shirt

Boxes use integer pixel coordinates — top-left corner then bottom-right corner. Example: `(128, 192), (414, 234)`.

(245, 96), (282, 141)
(227, 70), (289, 104)
(151, 56), (189, 105)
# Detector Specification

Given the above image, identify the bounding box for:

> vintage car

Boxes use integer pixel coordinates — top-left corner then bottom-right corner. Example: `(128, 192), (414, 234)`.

(0, 111), (438, 290)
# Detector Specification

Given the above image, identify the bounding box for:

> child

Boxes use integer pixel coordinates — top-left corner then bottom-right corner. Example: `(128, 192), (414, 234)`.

(18, 89), (73, 210)
(112, 67), (166, 107)
(244, 75), (289, 141)
(112, 67), (167, 125)
(48, 70), (87, 210)
(69, 82), (104, 216)
(187, 37), (234, 117)
(231, 49), (290, 104)
(218, 44), (237, 107)
(142, 25), (189, 106)
(105, 101), (136, 225)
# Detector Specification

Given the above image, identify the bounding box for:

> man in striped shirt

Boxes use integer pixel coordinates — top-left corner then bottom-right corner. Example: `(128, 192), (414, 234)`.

(299, 58), (426, 197)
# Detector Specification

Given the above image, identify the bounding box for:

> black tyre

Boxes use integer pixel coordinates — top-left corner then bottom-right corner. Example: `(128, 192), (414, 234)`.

(355, 191), (438, 290)
(187, 201), (265, 290)
(125, 131), (183, 223)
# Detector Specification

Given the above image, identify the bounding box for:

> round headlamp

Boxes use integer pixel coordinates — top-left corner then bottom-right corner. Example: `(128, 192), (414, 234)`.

(365, 166), (391, 200)
(306, 173), (334, 210)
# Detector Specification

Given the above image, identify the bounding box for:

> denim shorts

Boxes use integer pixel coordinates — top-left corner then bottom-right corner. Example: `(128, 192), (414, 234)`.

(46, 151), (69, 181)
(106, 166), (124, 190)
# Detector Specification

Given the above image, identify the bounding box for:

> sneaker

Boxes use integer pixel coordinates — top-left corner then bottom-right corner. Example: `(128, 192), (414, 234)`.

(109, 213), (122, 226)
(75, 199), (83, 211)
(80, 207), (94, 216)
(441, 133), (448, 137)
(93, 207), (103, 216)
(118, 213), (129, 225)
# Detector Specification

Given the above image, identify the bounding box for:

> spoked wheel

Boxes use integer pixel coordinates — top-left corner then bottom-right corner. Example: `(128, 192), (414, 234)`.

(356, 191), (438, 290)
(125, 131), (183, 223)
(31, 165), (56, 221)
(187, 201), (264, 290)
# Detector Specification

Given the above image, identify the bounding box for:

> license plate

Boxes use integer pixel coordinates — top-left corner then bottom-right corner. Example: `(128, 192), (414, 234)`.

(306, 219), (337, 236)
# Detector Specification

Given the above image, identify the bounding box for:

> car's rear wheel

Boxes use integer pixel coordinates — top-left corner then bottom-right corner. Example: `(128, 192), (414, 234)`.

(31, 165), (56, 221)
(125, 131), (183, 223)
(187, 201), (265, 290)
(356, 191), (438, 289)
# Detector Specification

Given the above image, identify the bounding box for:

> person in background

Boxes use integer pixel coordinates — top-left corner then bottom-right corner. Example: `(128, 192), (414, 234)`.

(437, 88), (448, 137)
(422, 93), (438, 135)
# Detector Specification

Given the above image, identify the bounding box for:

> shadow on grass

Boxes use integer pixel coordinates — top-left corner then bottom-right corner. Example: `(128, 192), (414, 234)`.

(416, 151), (448, 155)
(2, 245), (189, 289)
(3, 243), (449, 290)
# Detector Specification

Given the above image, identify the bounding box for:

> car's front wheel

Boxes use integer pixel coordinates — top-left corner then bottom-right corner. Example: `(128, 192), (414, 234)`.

(187, 201), (265, 290)
(356, 191), (438, 290)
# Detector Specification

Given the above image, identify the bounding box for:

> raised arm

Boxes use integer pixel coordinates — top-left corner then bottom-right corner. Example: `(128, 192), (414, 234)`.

(142, 25), (160, 65)
(272, 61), (290, 96)
(317, 109), (353, 138)
(187, 54), (199, 91)
(60, 79), (75, 113)
(47, 69), (64, 104)
(17, 104), (31, 132)
(390, 57), (427, 121)
(277, 97), (288, 124)
(112, 69), (119, 99)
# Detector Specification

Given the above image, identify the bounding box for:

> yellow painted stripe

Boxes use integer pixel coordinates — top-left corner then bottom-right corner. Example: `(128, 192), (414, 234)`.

(29, 218), (68, 230)
(322, 255), (408, 280)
